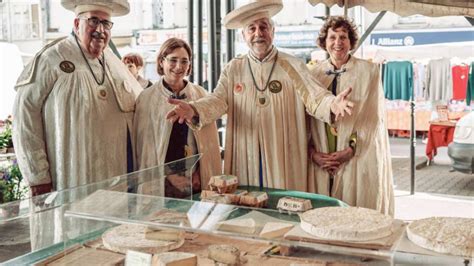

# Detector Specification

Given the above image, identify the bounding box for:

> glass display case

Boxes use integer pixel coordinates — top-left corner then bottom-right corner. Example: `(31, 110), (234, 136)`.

(0, 155), (471, 265)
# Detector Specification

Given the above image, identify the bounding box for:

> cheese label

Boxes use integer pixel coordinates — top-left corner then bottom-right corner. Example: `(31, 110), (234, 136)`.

(277, 197), (312, 212)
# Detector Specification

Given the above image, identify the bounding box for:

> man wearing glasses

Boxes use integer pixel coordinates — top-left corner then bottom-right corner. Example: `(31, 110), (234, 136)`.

(13, 0), (142, 199)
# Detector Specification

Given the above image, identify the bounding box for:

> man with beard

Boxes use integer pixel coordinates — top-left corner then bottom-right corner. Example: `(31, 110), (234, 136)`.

(167, 0), (353, 191)
(13, 0), (142, 197)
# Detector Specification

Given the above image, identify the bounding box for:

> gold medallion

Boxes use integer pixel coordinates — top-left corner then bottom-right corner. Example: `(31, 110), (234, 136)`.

(59, 61), (75, 73)
(268, 80), (282, 94)
(97, 85), (107, 99)
(257, 93), (270, 107)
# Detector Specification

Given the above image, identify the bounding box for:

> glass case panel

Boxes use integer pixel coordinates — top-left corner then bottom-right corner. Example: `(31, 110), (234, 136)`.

(0, 155), (200, 263)
(59, 190), (395, 266)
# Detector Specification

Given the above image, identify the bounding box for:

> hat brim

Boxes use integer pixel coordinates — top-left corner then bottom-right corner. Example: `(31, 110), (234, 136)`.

(223, 2), (283, 29)
(61, 0), (130, 17)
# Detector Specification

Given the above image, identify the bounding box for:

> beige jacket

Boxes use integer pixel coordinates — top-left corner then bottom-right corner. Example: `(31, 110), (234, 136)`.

(308, 56), (395, 215)
(191, 47), (334, 191)
(133, 79), (222, 189)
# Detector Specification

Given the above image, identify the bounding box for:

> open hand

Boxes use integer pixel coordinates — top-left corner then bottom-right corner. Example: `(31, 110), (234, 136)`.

(330, 87), (354, 121)
(166, 98), (196, 124)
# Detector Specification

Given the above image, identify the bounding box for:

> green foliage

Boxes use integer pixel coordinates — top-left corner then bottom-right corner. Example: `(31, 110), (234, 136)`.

(0, 160), (28, 203)
(0, 124), (13, 149)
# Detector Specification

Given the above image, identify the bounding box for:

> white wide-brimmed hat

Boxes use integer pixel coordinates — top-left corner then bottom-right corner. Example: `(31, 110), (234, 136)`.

(61, 0), (130, 17)
(223, 0), (283, 29)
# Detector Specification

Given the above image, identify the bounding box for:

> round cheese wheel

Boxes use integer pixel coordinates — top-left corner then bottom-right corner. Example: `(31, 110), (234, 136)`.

(407, 216), (474, 258)
(102, 224), (184, 254)
(299, 207), (394, 241)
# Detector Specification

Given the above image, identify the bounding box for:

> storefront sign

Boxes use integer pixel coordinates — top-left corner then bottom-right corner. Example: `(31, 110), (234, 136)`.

(370, 29), (474, 46)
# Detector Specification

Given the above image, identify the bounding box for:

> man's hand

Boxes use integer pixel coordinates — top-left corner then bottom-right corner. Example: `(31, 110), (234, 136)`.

(330, 87), (354, 121)
(30, 183), (53, 197)
(166, 98), (196, 124)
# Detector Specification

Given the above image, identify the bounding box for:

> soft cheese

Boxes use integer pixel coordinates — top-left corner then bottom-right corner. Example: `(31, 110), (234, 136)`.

(259, 222), (294, 239)
(218, 218), (256, 234)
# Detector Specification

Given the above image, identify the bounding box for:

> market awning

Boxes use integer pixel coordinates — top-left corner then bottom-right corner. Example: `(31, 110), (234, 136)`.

(308, 0), (474, 17)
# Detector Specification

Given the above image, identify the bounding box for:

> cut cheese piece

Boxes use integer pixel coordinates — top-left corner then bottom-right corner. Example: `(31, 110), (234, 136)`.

(201, 194), (232, 204)
(146, 209), (190, 227)
(407, 216), (474, 258)
(300, 207), (394, 241)
(259, 222), (294, 239)
(145, 229), (185, 241)
(208, 175), (239, 193)
(102, 224), (184, 254)
(208, 244), (240, 265)
(152, 252), (197, 266)
(218, 218), (256, 234)
(239, 191), (268, 207)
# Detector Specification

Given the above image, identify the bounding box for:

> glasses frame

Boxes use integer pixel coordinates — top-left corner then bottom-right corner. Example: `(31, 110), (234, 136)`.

(163, 57), (191, 67)
(80, 16), (114, 30)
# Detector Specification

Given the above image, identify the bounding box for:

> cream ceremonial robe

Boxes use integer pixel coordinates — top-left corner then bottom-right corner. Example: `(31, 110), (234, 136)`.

(191, 47), (334, 191)
(308, 57), (395, 215)
(12, 35), (142, 249)
(134, 78), (222, 188)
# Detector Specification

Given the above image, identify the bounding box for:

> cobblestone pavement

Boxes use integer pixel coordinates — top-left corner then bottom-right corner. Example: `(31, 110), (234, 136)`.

(392, 157), (474, 197)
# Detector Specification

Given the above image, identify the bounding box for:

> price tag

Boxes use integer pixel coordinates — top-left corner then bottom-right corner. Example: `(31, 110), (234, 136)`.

(125, 250), (152, 266)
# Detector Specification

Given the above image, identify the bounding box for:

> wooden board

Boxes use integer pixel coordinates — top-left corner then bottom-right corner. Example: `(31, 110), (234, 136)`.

(176, 233), (364, 266)
(284, 220), (407, 251)
(36, 245), (124, 266)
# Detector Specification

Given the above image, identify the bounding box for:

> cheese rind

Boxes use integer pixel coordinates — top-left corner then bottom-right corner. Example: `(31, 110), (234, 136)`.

(218, 218), (256, 234)
(239, 191), (268, 207)
(201, 194), (232, 204)
(208, 244), (240, 265)
(208, 175), (239, 193)
(407, 216), (474, 258)
(300, 207), (394, 241)
(145, 229), (185, 242)
(102, 224), (184, 254)
(152, 252), (197, 266)
(259, 222), (294, 239)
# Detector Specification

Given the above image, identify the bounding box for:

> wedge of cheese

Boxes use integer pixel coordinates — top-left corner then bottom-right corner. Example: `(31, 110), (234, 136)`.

(145, 229), (185, 242)
(152, 252), (197, 266)
(208, 244), (240, 265)
(218, 218), (256, 234)
(259, 222), (294, 239)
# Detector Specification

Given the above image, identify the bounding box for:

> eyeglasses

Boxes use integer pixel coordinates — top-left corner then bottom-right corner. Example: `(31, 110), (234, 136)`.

(80, 17), (114, 30)
(163, 57), (190, 67)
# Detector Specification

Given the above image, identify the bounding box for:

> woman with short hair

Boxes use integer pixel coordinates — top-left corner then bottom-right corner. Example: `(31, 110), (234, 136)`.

(308, 16), (394, 215)
(133, 38), (221, 197)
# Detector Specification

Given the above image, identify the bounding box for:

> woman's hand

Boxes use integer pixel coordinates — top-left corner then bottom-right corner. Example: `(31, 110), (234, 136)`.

(311, 151), (341, 174)
(328, 147), (354, 165)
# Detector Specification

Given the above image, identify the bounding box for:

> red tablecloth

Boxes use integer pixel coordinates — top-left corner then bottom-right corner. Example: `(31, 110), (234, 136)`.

(425, 123), (456, 160)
